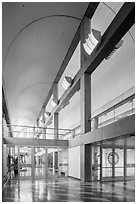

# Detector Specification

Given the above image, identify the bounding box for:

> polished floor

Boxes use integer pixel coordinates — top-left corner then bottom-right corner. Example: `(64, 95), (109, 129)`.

(2, 176), (135, 202)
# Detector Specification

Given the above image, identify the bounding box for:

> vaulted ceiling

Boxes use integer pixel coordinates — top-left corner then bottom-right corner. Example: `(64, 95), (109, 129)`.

(2, 2), (89, 126)
(2, 2), (135, 128)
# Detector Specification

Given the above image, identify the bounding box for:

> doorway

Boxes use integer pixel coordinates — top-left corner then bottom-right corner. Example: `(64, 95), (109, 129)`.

(91, 135), (135, 182)
(7, 145), (68, 180)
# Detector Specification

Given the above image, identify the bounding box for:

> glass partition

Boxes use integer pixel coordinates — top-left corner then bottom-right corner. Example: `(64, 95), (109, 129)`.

(102, 148), (113, 179)
(91, 135), (135, 182)
(19, 147), (32, 178)
(127, 149), (135, 177)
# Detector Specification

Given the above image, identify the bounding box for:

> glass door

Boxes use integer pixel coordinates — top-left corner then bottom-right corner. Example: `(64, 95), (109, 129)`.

(7, 146), (15, 179)
(34, 147), (48, 179)
(114, 148), (124, 178)
(19, 146), (32, 179)
(58, 147), (68, 177)
(127, 148), (135, 178)
(48, 147), (59, 177)
(102, 148), (113, 180)
(91, 145), (101, 181)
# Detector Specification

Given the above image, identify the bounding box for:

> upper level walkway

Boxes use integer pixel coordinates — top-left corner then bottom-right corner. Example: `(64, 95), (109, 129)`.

(3, 87), (135, 148)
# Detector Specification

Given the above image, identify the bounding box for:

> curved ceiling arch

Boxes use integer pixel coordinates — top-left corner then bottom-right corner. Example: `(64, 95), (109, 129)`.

(12, 82), (52, 106)
(4, 15), (81, 69)
(2, 2), (89, 127)
(4, 15), (82, 126)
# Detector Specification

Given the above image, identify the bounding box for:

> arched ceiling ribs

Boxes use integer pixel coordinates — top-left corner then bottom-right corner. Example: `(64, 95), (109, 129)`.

(12, 82), (52, 106)
(3, 15), (81, 69)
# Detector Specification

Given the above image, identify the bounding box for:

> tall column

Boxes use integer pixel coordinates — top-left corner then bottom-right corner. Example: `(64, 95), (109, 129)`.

(31, 146), (35, 178)
(112, 142), (115, 179)
(100, 146), (102, 181)
(42, 108), (45, 139)
(53, 83), (59, 139)
(45, 148), (48, 176)
(124, 139), (127, 180)
(53, 151), (55, 174)
(18, 146), (20, 178)
(85, 144), (92, 181)
(52, 83), (59, 174)
(57, 148), (61, 176)
(54, 113), (58, 139)
(43, 127), (46, 139)
(80, 17), (91, 182)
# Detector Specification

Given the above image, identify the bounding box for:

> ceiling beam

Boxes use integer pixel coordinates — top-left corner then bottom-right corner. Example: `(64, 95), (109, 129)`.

(4, 137), (68, 147)
(44, 2), (135, 127)
(37, 2), (99, 120)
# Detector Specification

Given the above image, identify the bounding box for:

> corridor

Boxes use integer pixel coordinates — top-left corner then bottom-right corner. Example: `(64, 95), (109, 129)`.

(3, 177), (135, 202)
(2, 2), (135, 202)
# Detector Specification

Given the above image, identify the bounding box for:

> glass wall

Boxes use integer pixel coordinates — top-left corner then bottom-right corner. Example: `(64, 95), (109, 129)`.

(127, 149), (135, 177)
(91, 135), (135, 182)
(102, 148), (113, 179)
(19, 147), (32, 178)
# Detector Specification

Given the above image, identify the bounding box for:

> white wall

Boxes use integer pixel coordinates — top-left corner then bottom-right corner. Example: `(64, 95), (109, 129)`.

(58, 25), (135, 131)
(68, 146), (80, 179)
(91, 25), (135, 113)
(59, 91), (80, 130)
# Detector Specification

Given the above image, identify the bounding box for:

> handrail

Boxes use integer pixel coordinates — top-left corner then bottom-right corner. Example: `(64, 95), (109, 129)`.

(89, 87), (135, 120)
(2, 124), (73, 132)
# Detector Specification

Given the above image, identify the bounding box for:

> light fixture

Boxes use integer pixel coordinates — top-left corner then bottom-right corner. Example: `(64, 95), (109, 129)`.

(51, 99), (58, 107)
(40, 115), (44, 123)
(83, 29), (101, 55)
(39, 116), (45, 127)
(46, 116), (53, 126)
(62, 76), (72, 90)
(105, 40), (123, 60)
(83, 43), (92, 55)
(44, 111), (51, 118)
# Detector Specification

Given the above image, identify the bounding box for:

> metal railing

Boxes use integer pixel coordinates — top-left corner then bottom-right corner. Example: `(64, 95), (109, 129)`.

(2, 88), (135, 140)
(2, 124), (74, 140)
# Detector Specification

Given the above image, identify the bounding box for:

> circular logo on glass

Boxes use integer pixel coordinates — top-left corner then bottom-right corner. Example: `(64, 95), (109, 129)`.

(108, 152), (119, 165)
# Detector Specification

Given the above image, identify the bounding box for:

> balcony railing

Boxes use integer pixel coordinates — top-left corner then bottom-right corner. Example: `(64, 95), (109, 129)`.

(2, 88), (135, 140)
(2, 124), (74, 140)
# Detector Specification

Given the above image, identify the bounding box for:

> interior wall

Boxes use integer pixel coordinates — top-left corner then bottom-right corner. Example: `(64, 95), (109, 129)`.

(59, 91), (80, 130)
(91, 25), (135, 113)
(58, 27), (135, 132)
(68, 146), (80, 179)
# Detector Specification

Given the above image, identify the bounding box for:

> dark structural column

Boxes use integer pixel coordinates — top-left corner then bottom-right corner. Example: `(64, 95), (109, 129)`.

(80, 17), (92, 182)
(124, 139), (127, 180)
(53, 83), (59, 139)
(52, 82), (60, 175)
(100, 146), (102, 181)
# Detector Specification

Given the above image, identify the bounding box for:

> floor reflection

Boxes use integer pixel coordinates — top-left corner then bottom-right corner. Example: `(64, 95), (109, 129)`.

(3, 177), (135, 202)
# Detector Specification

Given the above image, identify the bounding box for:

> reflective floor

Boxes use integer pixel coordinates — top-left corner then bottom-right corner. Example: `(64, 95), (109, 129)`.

(2, 177), (135, 202)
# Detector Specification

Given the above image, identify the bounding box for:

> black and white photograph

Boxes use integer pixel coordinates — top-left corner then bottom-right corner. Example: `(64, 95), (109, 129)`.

(2, 1), (135, 202)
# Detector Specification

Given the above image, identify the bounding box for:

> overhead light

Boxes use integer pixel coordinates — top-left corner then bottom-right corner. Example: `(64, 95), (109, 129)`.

(83, 43), (92, 55)
(88, 29), (101, 46)
(105, 40), (123, 60)
(40, 115), (44, 123)
(51, 99), (58, 107)
(46, 116), (53, 126)
(62, 76), (72, 90)
(83, 29), (101, 55)
(44, 111), (51, 118)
